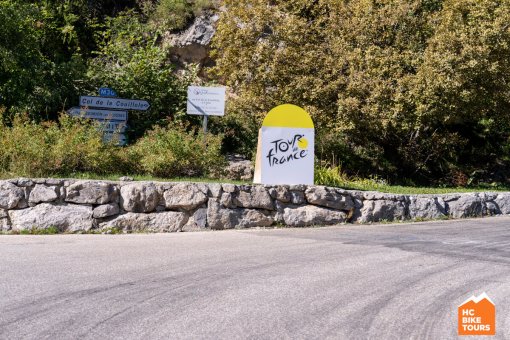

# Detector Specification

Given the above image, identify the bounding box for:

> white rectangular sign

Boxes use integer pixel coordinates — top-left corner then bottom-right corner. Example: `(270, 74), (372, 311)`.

(80, 96), (150, 111)
(187, 86), (226, 116)
(68, 107), (128, 121)
(259, 127), (314, 185)
(98, 121), (127, 133)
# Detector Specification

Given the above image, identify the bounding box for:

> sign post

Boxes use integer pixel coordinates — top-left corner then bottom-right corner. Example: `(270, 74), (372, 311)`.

(79, 96), (150, 111)
(253, 104), (315, 185)
(69, 89), (150, 146)
(67, 107), (128, 121)
(187, 86), (226, 144)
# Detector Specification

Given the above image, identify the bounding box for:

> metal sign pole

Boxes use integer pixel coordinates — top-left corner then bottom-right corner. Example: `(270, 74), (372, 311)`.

(202, 115), (208, 147)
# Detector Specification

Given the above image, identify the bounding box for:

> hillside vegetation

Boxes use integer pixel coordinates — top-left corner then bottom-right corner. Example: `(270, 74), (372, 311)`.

(1, 0), (509, 188)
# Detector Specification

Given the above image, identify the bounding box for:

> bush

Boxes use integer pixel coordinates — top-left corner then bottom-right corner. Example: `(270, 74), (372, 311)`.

(0, 114), (122, 177)
(129, 122), (225, 178)
(86, 11), (196, 141)
(212, 0), (510, 185)
(147, 0), (217, 31)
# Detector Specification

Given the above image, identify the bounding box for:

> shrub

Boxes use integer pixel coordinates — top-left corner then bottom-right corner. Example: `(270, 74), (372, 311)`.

(86, 10), (195, 141)
(0, 114), (122, 177)
(129, 122), (225, 178)
(212, 0), (510, 185)
(148, 0), (217, 31)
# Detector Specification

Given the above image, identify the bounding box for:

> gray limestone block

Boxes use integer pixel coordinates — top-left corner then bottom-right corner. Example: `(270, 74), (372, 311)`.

(447, 194), (484, 219)
(0, 181), (24, 210)
(66, 181), (118, 205)
(9, 203), (93, 232)
(164, 183), (208, 211)
(29, 184), (59, 204)
(120, 183), (159, 213)
(283, 205), (347, 227)
(100, 212), (188, 233)
(305, 186), (354, 211)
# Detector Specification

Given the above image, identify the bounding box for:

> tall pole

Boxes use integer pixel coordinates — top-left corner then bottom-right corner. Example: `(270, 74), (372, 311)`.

(202, 115), (208, 147)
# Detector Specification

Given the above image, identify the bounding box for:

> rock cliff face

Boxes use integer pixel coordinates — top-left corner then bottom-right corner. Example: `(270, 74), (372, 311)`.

(0, 178), (509, 233)
(164, 11), (219, 66)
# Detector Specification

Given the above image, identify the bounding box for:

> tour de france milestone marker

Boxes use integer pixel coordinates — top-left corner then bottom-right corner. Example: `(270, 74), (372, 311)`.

(254, 104), (315, 185)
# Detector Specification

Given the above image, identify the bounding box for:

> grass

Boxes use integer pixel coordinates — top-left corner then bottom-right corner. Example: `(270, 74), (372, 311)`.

(0, 172), (248, 185)
(334, 181), (510, 195)
(13, 226), (60, 235)
(314, 166), (510, 195)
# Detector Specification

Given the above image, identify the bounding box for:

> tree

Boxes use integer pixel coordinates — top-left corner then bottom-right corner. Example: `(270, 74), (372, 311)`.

(0, 1), (86, 119)
(212, 0), (510, 185)
(86, 10), (198, 140)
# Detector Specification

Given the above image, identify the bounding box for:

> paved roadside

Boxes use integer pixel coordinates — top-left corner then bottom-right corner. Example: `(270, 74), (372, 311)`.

(1, 216), (509, 339)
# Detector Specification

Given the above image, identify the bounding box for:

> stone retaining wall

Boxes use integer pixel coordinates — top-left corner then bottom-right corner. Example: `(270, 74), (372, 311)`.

(1, 178), (509, 233)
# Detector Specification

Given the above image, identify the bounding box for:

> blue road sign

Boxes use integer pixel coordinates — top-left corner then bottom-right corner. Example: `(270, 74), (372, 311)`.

(99, 87), (118, 98)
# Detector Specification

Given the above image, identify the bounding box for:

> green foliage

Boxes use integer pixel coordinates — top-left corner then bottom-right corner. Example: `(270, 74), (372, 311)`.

(213, 0), (510, 185)
(0, 114), (122, 177)
(0, 115), (226, 179)
(19, 226), (60, 235)
(147, 0), (217, 31)
(129, 122), (226, 177)
(0, 1), (86, 120)
(314, 164), (510, 194)
(209, 107), (260, 157)
(86, 10), (197, 140)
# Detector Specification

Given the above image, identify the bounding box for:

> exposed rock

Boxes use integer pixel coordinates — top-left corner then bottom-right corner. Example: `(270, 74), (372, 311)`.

(447, 195), (484, 218)
(351, 197), (364, 221)
(93, 203), (120, 219)
(362, 192), (406, 201)
(120, 183), (159, 213)
(17, 178), (34, 187)
(442, 194), (462, 202)
(165, 12), (219, 64)
(290, 191), (306, 205)
(207, 199), (273, 229)
(9, 203), (93, 232)
(29, 184), (59, 204)
(0, 181), (24, 209)
(119, 176), (134, 182)
(100, 212), (187, 232)
(164, 183), (208, 210)
(283, 205), (347, 227)
(220, 192), (236, 208)
(183, 208), (208, 232)
(207, 199), (239, 230)
(223, 154), (254, 181)
(305, 186), (354, 211)
(206, 183), (223, 198)
(234, 186), (274, 210)
(494, 193), (510, 214)
(485, 201), (500, 215)
(66, 181), (118, 205)
(238, 209), (274, 228)
(357, 200), (407, 223)
(17, 187), (30, 209)
(222, 184), (238, 193)
(45, 178), (64, 186)
(269, 186), (291, 203)
(408, 197), (446, 220)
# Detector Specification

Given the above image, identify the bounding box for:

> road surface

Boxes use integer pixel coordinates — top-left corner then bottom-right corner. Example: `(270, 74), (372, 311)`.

(1, 216), (509, 339)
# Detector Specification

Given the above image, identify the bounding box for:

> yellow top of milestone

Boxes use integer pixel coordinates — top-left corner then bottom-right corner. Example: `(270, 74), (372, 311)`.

(262, 104), (314, 128)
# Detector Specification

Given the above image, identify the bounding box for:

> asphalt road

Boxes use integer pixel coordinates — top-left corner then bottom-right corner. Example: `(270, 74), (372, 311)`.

(1, 216), (510, 340)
